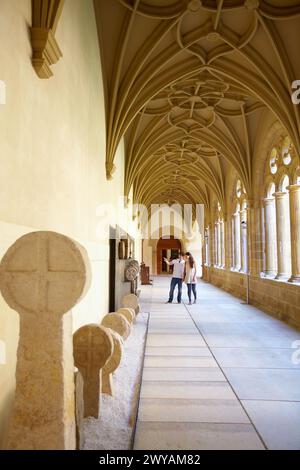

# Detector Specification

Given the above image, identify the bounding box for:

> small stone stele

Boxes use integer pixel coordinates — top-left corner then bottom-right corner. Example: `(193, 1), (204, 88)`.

(73, 324), (113, 419)
(101, 328), (124, 395)
(101, 312), (131, 340)
(117, 307), (135, 324)
(0, 231), (91, 450)
(122, 293), (140, 315)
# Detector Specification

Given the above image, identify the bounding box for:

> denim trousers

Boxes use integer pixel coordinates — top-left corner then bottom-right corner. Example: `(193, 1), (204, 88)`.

(168, 277), (182, 302)
(187, 283), (197, 302)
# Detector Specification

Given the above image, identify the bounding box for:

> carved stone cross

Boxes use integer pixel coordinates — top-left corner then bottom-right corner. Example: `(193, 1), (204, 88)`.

(0, 231), (91, 449)
(73, 324), (113, 418)
(102, 328), (123, 396)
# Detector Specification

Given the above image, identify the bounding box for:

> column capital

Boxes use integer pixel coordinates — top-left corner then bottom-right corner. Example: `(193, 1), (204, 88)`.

(273, 191), (288, 199)
(263, 197), (275, 206)
(287, 184), (300, 193)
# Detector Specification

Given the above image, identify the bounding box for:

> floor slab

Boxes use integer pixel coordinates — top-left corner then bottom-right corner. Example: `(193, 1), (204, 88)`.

(140, 381), (237, 400)
(241, 400), (300, 450)
(142, 367), (225, 382)
(144, 356), (217, 368)
(145, 346), (212, 357)
(138, 397), (250, 424)
(134, 422), (265, 450)
(146, 334), (206, 347)
(224, 368), (300, 400)
(212, 347), (300, 369)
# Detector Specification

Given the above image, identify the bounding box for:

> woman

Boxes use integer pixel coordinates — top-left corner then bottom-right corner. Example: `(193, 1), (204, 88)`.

(184, 252), (197, 305)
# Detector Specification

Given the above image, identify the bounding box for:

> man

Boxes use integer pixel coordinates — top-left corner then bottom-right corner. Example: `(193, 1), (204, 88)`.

(164, 253), (185, 304)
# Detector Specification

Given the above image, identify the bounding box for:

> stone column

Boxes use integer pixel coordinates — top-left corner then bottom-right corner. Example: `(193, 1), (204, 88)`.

(220, 220), (225, 267)
(288, 184), (300, 283)
(274, 192), (291, 279)
(263, 197), (277, 277)
(234, 211), (241, 270)
(217, 221), (221, 266)
(224, 218), (231, 269)
(231, 217), (235, 268)
(246, 201), (260, 277)
(240, 208), (248, 273)
(213, 223), (217, 266)
(0, 231), (91, 450)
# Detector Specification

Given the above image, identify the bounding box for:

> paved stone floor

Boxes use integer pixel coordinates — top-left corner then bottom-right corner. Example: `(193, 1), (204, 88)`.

(133, 276), (300, 450)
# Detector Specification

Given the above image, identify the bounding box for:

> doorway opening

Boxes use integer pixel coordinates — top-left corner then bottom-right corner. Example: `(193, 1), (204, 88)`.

(157, 237), (182, 274)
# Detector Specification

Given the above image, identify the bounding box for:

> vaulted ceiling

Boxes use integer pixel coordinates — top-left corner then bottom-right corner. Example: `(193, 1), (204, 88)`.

(94, 0), (300, 211)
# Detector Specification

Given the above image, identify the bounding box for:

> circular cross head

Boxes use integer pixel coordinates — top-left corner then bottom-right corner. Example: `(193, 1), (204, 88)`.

(73, 324), (113, 374)
(122, 293), (139, 310)
(101, 312), (131, 340)
(102, 328), (123, 375)
(117, 307), (135, 324)
(125, 265), (138, 281)
(0, 231), (91, 315)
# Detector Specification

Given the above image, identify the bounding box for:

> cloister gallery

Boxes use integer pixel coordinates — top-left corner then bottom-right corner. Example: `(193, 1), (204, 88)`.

(0, 0), (300, 454)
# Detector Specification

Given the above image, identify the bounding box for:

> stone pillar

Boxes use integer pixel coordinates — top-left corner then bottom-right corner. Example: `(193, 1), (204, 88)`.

(288, 184), (300, 283)
(263, 197), (277, 277)
(217, 221), (221, 266)
(231, 217), (235, 269)
(221, 220), (225, 267)
(234, 211), (241, 270)
(0, 231), (91, 450)
(246, 202), (256, 276)
(209, 223), (214, 268)
(240, 208), (248, 273)
(224, 218), (231, 269)
(274, 192), (291, 279)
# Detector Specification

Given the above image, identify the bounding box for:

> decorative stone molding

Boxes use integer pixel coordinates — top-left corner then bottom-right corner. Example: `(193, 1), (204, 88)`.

(31, 0), (65, 79)
(105, 161), (116, 180)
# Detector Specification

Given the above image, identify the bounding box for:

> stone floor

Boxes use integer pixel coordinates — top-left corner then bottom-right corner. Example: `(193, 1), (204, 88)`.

(133, 276), (300, 450)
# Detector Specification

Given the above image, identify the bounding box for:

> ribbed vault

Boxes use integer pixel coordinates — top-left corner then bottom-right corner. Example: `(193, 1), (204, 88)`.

(94, 0), (300, 214)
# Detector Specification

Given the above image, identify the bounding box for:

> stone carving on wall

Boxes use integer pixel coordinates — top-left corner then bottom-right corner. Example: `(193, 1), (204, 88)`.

(0, 231), (91, 449)
(125, 259), (139, 281)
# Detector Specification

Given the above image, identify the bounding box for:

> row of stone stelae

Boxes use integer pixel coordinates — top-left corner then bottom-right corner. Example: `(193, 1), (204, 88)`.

(73, 293), (140, 423)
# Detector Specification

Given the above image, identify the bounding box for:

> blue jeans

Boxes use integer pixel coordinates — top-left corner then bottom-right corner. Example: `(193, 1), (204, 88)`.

(168, 277), (182, 303)
(187, 283), (197, 302)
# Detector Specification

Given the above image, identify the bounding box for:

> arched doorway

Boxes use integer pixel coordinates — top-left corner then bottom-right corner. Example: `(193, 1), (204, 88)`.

(156, 237), (182, 274)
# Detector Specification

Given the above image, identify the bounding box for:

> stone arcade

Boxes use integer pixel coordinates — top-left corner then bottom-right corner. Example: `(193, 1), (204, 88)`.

(0, 0), (300, 452)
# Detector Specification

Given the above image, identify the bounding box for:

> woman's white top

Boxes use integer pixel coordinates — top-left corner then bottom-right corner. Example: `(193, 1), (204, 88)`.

(184, 264), (196, 284)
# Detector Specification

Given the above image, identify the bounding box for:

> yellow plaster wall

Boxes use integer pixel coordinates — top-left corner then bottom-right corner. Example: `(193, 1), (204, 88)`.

(0, 0), (138, 448)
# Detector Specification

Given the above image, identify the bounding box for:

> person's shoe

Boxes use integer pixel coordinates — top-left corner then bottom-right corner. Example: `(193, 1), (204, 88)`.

(177, 301), (181, 304)
(166, 300), (172, 304)
(193, 300), (197, 304)
(188, 301), (192, 305)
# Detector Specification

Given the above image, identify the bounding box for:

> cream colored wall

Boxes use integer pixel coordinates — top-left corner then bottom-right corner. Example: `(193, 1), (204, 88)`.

(0, 0), (140, 448)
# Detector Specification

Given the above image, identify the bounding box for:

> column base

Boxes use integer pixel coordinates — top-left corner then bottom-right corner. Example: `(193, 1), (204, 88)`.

(261, 271), (276, 278)
(287, 275), (300, 284)
(275, 273), (290, 281)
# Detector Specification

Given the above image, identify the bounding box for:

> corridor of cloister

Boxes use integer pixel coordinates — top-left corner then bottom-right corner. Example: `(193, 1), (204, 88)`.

(134, 276), (300, 450)
(1, 0), (300, 457)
